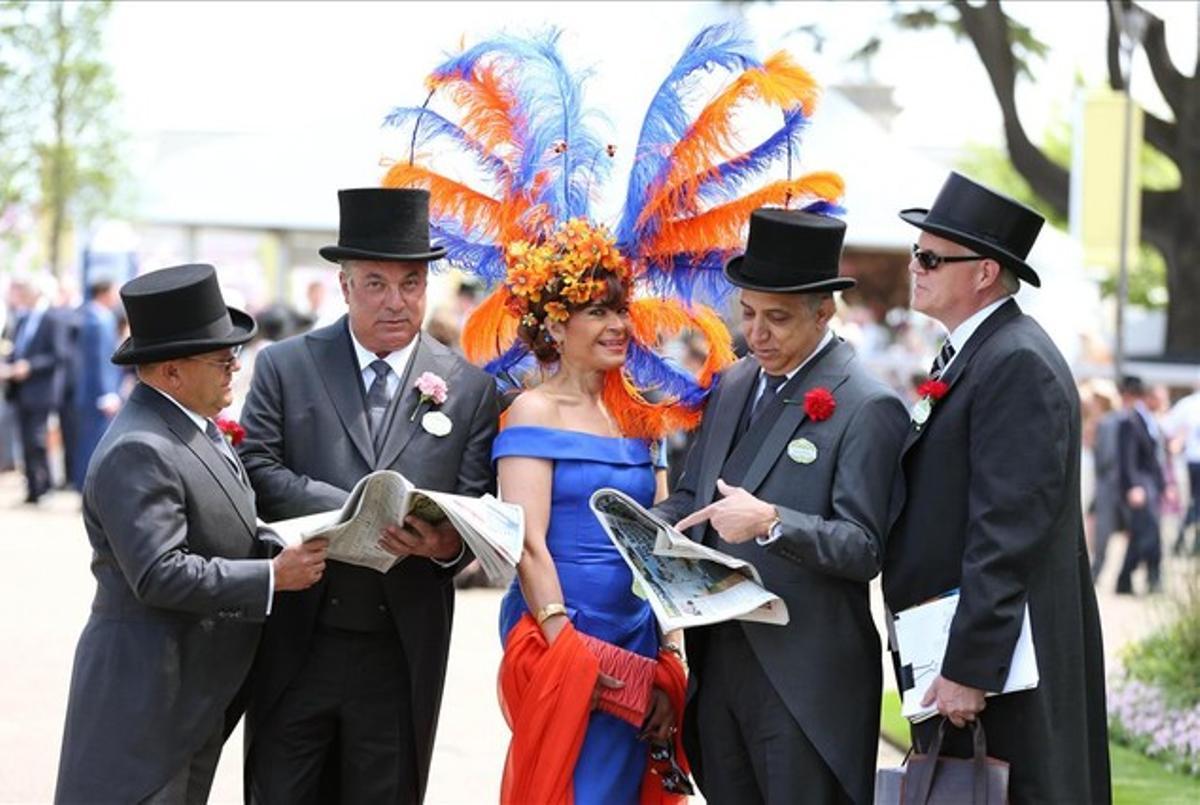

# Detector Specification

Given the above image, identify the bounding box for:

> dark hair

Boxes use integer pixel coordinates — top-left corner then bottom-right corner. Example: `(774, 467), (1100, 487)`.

(87, 279), (114, 299)
(518, 268), (629, 364)
(1119, 375), (1146, 397)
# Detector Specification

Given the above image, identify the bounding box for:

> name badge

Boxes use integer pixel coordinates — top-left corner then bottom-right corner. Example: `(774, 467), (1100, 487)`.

(787, 438), (818, 464)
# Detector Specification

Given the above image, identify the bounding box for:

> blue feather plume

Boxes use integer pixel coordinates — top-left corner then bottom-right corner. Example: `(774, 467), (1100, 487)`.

(430, 222), (506, 284)
(624, 342), (715, 408)
(693, 109), (808, 205)
(616, 24), (759, 246)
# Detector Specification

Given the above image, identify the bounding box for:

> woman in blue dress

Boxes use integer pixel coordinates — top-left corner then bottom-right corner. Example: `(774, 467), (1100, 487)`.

(490, 224), (694, 804)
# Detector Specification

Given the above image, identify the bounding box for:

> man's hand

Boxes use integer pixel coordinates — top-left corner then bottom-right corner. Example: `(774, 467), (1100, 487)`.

(1127, 485), (1147, 509)
(9, 359), (29, 382)
(673, 479), (777, 544)
(379, 516), (462, 562)
(921, 675), (986, 728)
(273, 538), (328, 591)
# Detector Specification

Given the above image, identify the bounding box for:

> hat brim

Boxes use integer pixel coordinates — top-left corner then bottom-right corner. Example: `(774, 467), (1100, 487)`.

(899, 208), (1041, 287)
(319, 244), (447, 264)
(111, 307), (258, 366)
(723, 255), (857, 294)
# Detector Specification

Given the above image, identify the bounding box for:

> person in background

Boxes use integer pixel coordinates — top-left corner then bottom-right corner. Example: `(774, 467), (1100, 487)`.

(1, 274), (70, 504)
(72, 278), (124, 488)
(1167, 382), (1200, 556)
(1115, 377), (1171, 595)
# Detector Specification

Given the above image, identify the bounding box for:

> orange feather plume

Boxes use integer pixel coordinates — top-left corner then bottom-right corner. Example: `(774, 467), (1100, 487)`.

(636, 51), (820, 232)
(643, 171), (844, 259)
(462, 286), (520, 364)
(428, 64), (523, 170)
(383, 163), (505, 238)
(602, 368), (704, 441)
(628, 298), (735, 389)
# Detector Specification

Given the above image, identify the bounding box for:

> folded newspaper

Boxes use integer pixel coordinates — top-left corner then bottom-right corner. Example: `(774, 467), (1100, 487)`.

(589, 488), (789, 632)
(266, 470), (524, 581)
(891, 590), (1039, 723)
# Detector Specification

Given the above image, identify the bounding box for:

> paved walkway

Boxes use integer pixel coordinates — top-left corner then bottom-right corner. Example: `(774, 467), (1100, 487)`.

(0, 471), (1186, 803)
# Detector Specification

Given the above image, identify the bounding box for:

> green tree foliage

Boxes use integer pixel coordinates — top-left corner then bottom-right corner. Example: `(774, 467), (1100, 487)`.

(0, 1), (124, 275)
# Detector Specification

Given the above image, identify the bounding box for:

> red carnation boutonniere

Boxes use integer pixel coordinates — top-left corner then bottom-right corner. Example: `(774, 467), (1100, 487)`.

(912, 379), (950, 429)
(803, 387), (836, 422)
(215, 417), (245, 447)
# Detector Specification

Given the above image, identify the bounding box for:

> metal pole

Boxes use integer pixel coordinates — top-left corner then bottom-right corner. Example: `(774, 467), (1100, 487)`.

(1114, 9), (1136, 381)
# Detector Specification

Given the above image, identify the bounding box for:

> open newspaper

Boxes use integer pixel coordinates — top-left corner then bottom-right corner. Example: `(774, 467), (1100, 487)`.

(266, 470), (524, 582)
(588, 488), (789, 633)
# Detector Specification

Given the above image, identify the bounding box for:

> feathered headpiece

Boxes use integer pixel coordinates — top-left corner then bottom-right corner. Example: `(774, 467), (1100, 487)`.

(382, 25), (843, 439)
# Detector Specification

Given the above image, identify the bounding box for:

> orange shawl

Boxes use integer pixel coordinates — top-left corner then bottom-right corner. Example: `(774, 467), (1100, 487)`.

(498, 615), (690, 805)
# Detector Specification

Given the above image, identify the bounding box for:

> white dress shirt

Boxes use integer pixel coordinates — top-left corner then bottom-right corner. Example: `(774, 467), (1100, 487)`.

(941, 296), (1011, 373)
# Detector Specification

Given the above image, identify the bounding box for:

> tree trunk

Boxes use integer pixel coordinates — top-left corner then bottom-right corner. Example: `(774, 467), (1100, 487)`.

(47, 1), (67, 277)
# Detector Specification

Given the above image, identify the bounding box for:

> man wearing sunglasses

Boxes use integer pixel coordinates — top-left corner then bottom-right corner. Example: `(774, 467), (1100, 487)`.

(883, 173), (1110, 803)
(56, 264), (327, 804)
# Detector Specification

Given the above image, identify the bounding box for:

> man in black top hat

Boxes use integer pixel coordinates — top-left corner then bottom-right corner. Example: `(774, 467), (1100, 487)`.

(238, 187), (499, 803)
(55, 264), (327, 804)
(883, 172), (1111, 802)
(653, 209), (909, 804)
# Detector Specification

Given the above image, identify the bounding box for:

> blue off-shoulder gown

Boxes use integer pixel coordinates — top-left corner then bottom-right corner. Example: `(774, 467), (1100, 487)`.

(495, 426), (661, 805)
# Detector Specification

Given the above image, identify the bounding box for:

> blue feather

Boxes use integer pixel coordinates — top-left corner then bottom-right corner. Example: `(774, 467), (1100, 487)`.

(693, 109), (809, 205)
(482, 343), (537, 393)
(624, 342), (713, 409)
(430, 222), (505, 284)
(429, 32), (608, 221)
(632, 250), (736, 306)
(383, 105), (510, 184)
(616, 24), (759, 246)
(801, 199), (846, 216)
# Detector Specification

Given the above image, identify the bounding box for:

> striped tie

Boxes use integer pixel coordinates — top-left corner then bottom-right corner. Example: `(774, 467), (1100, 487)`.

(929, 340), (956, 380)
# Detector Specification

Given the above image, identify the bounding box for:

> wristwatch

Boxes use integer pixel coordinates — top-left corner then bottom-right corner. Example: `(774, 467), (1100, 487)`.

(757, 508), (784, 545)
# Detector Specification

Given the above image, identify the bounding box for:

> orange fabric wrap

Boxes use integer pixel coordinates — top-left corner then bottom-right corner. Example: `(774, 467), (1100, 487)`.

(498, 615), (692, 805)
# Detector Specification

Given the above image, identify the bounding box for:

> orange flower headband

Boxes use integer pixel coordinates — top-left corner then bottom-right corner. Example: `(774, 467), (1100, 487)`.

(503, 219), (634, 329)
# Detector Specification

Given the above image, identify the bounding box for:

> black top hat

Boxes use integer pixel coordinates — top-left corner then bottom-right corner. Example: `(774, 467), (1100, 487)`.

(724, 209), (855, 293)
(112, 264), (257, 366)
(900, 171), (1044, 287)
(319, 187), (447, 264)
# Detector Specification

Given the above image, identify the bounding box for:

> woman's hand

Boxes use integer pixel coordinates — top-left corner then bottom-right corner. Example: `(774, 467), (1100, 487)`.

(639, 687), (676, 743)
(591, 672), (625, 710)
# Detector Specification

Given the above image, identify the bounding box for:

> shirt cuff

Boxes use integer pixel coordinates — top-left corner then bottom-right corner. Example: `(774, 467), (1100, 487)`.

(755, 520), (785, 546)
(266, 560), (274, 616)
(96, 392), (120, 411)
(430, 543), (466, 568)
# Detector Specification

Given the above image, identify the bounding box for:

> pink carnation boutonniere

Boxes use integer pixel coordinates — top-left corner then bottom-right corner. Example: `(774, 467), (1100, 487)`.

(412, 371), (453, 436)
(912, 379), (950, 429)
(214, 417), (246, 447)
(803, 387), (836, 422)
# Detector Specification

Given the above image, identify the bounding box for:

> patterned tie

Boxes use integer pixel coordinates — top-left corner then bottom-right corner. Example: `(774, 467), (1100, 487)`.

(205, 420), (245, 484)
(750, 373), (788, 425)
(366, 359), (393, 449)
(929, 340), (956, 380)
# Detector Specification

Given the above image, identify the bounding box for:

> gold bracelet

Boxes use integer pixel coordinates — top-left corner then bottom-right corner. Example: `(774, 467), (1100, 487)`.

(535, 602), (567, 625)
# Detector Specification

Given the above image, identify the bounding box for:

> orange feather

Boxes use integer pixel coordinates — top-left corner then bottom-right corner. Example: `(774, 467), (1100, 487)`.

(602, 368), (704, 441)
(462, 286), (519, 364)
(643, 171), (844, 258)
(636, 52), (820, 232)
(383, 163), (504, 238)
(628, 299), (736, 390)
(429, 64), (523, 173)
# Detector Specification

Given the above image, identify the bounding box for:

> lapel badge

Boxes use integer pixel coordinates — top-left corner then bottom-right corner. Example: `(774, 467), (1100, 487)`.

(911, 397), (932, 427)
(787, 438), (818, 465)
(421, 410), (453, 437)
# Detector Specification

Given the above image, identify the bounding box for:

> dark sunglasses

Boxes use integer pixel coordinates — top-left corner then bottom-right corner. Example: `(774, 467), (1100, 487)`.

(648, 741), (695, 795)
(911, 244), (986, 271)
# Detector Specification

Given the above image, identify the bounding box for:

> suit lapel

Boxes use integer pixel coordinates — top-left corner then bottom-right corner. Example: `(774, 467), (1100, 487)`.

(305, 319), (375, 469)
(375, 334), (449, 470)
(132, 384), (257, 537)
(694, 358), (759, 516)
(900, 298), (1022, 458)
(739, 340), (854, 495)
